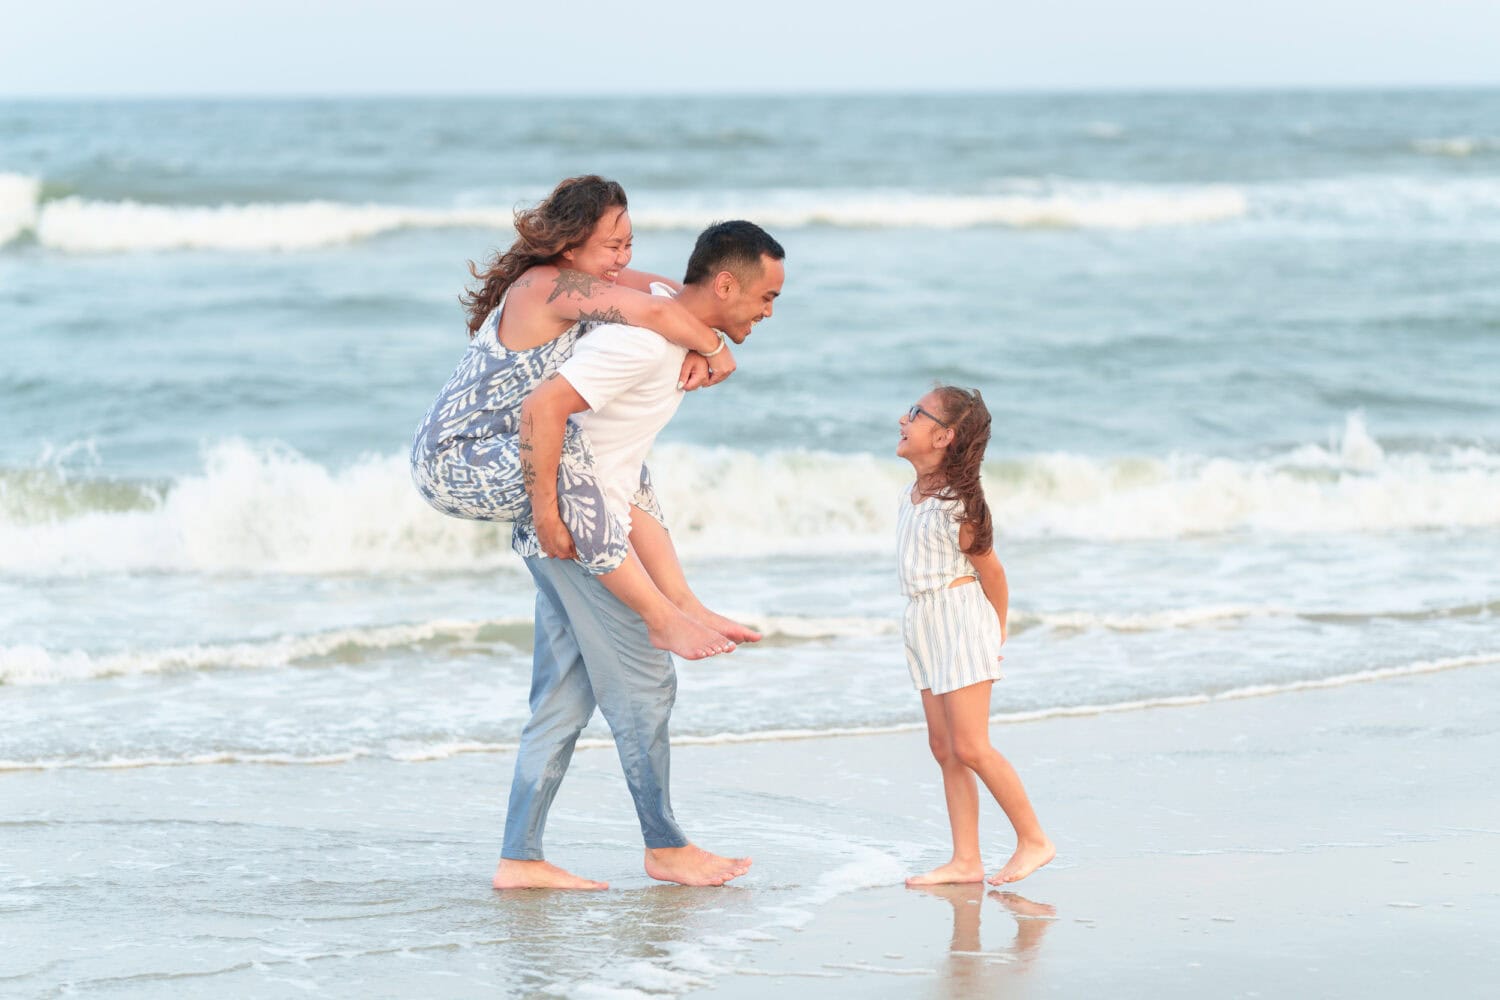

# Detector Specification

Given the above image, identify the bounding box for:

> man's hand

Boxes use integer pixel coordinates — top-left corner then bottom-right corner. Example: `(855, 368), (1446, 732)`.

(535, 511), (577, 560)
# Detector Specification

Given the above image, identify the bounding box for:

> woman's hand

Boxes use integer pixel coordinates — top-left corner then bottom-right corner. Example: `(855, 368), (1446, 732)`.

(705, 341), (737, 385)
(678, 341), (737, 391)
(677, 353), (711, 391)
(535, 510), (577, 560)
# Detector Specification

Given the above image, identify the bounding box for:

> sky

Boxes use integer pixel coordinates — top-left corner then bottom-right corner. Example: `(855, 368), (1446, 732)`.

(2, 0), (1497, 97)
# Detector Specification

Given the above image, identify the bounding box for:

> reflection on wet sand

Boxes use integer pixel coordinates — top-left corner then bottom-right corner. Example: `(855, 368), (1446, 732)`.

(485, 882), (757, 993)
(909, 884), (1056, 995)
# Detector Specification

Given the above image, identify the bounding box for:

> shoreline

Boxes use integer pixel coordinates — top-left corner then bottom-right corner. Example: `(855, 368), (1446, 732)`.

(7, 647), (1495, 774)
(679, 658), (1500, 997)
(3, 659), (1497, 997)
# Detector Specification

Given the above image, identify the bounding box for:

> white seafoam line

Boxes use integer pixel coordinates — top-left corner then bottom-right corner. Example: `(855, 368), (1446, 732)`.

(9, 418), (1500, 578)
(0, 619), (509, 685)
(0, 614), (896, 686)
(7, 591), (1491, 687)
(3, 651), (1494, 772)
(4, 183), (1252, 253)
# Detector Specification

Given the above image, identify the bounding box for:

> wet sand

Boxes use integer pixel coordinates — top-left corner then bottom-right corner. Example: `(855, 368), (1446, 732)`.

(685, 659), (1500, 997)
(4, 659), (1498, 997)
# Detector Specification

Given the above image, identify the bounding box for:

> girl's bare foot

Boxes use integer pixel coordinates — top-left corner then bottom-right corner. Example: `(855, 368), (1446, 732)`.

(645, 610), (734, 660)
(644, 845), (752, 886)
(493, 859), (608, 890)
(905, 860), (986, 886)
(987, 838), (1055, 885)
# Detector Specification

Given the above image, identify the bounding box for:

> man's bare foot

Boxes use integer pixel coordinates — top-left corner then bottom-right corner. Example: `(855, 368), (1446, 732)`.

(493, 859), (608, 890)
(987, 838), (1055, 885)
(646, 610), (734, 660)
(905, 860), (986, 886)
(644, 845), (752, 886)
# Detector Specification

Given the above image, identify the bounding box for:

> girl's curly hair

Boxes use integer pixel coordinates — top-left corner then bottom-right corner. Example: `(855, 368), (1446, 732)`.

(459, 175), (628, 337)
(922, 385), (993, 556)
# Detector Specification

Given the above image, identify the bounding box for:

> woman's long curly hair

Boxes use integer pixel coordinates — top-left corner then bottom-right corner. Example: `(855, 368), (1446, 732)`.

(923, 385), (994, 556)
(459, 175), (628, 337)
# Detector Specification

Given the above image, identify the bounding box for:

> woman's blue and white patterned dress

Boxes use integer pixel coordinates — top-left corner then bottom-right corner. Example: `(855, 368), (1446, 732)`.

(409, 297), (657, 574)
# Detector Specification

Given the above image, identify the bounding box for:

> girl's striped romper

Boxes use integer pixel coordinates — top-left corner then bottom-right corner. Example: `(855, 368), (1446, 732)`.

(896, 486), (1005, 695)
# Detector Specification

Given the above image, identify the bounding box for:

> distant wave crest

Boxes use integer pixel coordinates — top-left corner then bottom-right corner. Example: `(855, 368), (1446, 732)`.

(2, 416), (1498, 578)
(0, 173), (41, 245)
(34, 198), (516, 252)
(11, 172), (1500, 253)
(1, 181), (1248, 253)
(1412, 136), (1499, 158)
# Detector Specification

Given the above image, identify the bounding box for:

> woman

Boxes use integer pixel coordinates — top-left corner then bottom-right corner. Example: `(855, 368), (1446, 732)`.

(412, 175), (756, 659)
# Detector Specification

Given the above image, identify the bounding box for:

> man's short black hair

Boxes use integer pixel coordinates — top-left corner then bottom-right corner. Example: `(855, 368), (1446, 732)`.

(682, 220), (785, 286)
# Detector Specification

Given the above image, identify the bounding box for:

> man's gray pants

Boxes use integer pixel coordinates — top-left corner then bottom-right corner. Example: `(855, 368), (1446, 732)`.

(501, 554), (689, 860)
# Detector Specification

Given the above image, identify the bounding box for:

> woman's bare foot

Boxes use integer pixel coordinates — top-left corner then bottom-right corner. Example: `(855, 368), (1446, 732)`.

(644, 845), (752, 886)
(666, 594), (761, 644)
(645, 609), (734, 660)
(493, 859), (608, 890)
(690, 607), (762, 644)
(905, 859), (986, 886)
(987, 838), (1055, 885)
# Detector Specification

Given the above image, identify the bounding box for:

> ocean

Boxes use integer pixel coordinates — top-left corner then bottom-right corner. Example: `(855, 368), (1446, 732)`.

(3, 90), (1498, 996)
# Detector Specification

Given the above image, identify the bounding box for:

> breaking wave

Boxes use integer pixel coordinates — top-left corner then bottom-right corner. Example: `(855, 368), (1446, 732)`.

(2, 416), (1495, 577)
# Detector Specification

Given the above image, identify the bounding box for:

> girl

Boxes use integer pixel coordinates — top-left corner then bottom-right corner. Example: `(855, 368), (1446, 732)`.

(896, 386), (1054, 886)
(411, 175), (759, 660)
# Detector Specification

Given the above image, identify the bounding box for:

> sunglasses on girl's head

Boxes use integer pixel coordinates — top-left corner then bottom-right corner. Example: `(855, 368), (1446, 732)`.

(906, 404), (950, 428)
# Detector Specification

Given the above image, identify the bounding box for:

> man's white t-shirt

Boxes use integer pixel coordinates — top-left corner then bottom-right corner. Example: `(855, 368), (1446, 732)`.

(554, 285), (688, 524)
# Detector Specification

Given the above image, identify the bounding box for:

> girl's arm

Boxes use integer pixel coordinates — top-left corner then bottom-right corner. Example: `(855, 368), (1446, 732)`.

(961, 523), (1009, 646)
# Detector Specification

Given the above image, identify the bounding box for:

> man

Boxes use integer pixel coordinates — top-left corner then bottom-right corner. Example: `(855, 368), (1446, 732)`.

(496, 221), (786, 890)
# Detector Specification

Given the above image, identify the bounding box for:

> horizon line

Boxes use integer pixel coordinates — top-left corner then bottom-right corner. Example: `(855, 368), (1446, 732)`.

(3, 81), (1499, 102)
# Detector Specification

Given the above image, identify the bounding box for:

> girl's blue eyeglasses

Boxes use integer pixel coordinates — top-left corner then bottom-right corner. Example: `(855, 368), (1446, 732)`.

(906, 404), (950, 428)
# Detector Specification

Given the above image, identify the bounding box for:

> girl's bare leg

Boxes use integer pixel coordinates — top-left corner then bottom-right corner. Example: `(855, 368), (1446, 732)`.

(627, 508), (762, 644)
(597, 548), (733, 660)
(942, 682), (1055, 884)
(907, 689), (986, 886)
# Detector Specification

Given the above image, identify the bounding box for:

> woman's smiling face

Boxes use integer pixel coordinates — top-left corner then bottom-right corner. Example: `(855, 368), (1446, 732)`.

(561, 205), (633, 282)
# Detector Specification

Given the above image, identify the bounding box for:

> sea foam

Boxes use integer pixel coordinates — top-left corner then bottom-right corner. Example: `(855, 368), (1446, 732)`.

(5, 182), (1249, 253)
(12, 173), (1500, 254)
(0, 613), (890, 686)
(8, 650), (1494, 768)
(1412, 136), (1498, 158)
(3, 416), (1498, 576)
(0, 173), (41, 245)
(33, 197), (515, 253)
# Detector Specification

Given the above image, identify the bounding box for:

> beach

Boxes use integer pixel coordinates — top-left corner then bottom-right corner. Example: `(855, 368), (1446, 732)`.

(5, 655), (1497, 997)
(4, 90), (1499, 997)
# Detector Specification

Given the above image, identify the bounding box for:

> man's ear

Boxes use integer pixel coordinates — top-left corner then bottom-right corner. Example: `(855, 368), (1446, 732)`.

(714, 269), (738, 298)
